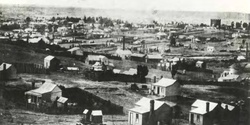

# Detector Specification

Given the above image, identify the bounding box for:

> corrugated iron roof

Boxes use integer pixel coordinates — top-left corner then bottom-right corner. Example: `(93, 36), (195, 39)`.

(25, 82), (59, 96)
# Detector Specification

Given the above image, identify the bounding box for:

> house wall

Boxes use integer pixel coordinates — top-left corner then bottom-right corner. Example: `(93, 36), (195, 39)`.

(0, 66), (17, 80)
(90, 115), (103, 123)
(154, 105), (173, 124)
(128, 111), (143, 125)
(153, 82), (180, 97)
(44, 59), (50, 69)
(42, 87), (62, 102)
(164, 82), (180, 96)
(189, 113), (204, 125)
(49, 58), (60, 71)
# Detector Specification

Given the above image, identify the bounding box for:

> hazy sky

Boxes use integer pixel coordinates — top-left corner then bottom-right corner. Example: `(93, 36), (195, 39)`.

(1, 0), (250, 13)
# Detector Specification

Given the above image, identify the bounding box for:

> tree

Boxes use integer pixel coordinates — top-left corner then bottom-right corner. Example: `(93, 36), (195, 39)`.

(231, 21), (234, 29)
(243, 22), (248, 29)
(236, 22), (241, 29)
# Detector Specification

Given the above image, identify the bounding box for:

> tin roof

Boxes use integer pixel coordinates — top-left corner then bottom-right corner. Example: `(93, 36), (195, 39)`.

(44, 55), (55, 61)
(25, 82), (59, 96)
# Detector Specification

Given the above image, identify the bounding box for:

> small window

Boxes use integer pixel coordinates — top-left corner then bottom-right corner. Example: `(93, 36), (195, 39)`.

(136, 114), (139, 123)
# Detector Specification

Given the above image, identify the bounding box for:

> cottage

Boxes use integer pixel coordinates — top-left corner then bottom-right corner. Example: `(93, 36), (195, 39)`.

(25, 82), (62, 107)
(0, 63), (17, 80)
(189, 99), (238, 125)
(145, 54), (163, 63)
(207, 46), (215, 52)
(152, 78), (180, 97)
(128, 97), (174, 125)
(85, 55), (108, 66)
(44, 55), (60, 71)
(90, 110), (103, 124)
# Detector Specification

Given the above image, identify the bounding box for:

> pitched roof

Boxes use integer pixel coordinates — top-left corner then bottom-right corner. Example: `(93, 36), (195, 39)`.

(83, 109), (89, 114)
(0, 63), (12, 71)
(122, 68), (137, 75)
(44, 55), (55, 61)
(190, 99), (218, 115)
(25, 82), (59, 96)
(130, 97), (170, 114)
(87, 55), (106, 61)
(67, 47), (80, 52)
(153, 78), (177, 87)
(131, 53), (146, 58)
(146, 54), (163, 60)
(91, 110), (103, 116)
(57, 97), (68, 103)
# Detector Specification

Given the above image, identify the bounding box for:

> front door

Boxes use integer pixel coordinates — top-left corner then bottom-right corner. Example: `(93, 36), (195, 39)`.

(191, 114), (194, 124)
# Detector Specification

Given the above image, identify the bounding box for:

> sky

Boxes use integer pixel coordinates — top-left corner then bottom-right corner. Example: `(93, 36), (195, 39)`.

(0, 0), (250, 13)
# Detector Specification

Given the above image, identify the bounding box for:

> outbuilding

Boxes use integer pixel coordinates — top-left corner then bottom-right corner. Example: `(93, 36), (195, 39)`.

(152, 78), (180, 97)
(0, 63), (17, 80)
(90, 110), (103, 124)
(44, 55), (60, 71)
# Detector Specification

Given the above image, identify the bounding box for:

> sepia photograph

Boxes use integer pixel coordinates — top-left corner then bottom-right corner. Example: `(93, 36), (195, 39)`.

(0, 0), (249, 125)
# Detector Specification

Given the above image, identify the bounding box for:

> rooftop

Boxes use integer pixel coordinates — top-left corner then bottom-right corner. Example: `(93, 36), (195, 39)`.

(91, 110), (103, 116)
(0, 63), (12, 71)
(44, 55), (55, 61)
(153, 78), (177, 87)
(25, 82), (59, 97)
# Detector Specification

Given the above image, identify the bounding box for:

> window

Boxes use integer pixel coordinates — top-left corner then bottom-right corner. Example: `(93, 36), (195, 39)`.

(196, 115), (200, 122)
(136, 114), (139, 123)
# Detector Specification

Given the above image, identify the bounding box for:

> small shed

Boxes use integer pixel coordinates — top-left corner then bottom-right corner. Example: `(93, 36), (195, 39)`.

(57, 96), (68, 108)
(0, 63), (17, 80)
(44, 55), (60, 71)
(145, 54), (163, 63)
(196, 61), (206, 69)
(83, 109), (91, 122)
(90, 110), (103, 124)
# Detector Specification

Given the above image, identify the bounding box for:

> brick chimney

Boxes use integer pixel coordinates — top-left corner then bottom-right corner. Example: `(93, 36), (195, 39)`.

(123, 36), (125, 50)
(206, 102), (210, 112)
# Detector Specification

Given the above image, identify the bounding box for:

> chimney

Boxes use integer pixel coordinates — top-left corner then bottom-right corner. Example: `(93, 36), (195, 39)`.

(153, 76), (156, 83)
(246, 43), (249, 61)
(3, 63), (6, 71)
(123, 36), (125, 50)
(225, 105), (228, 110)
(206, 102), (210, 112)
(149, 100), (155, 125)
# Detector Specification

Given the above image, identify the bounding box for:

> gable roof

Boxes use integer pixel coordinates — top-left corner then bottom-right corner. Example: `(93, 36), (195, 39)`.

(44, 55), (55, 61)
(153, 78), (177, 87)
(130, 97), (168, 114)
(190, 99), (234, 115)
(25, 82), (60, 96)
(0, 63), (12, 71)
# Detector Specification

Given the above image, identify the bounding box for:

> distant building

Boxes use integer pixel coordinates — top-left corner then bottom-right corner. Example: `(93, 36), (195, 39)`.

(145, 54), (163, 63)
(90, 110), (103, 124)
(218, 71), (240, 82)
(44, 55), (60, 71)
(130, 53), (146, 62)
(156, 32), (167, 40)
(115, 48), (132, 59)
(189, 99), (239, 125)
(0, 63), (17, 80)
(152, 78), (180, 97)
(67, 47), (80, 55)
(85, 55), (108, 66)
(196, 61), (206, 69)
(128, 97), (175, 125)
(25, 82), (62, 107)
(207, 46), (215, 52)
(210, 19), (221, 29)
